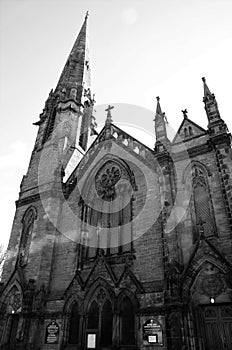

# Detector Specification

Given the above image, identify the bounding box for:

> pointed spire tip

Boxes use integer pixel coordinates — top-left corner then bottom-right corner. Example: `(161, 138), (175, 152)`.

(202, 77), (206, 83)
(85, 11), (89, 19)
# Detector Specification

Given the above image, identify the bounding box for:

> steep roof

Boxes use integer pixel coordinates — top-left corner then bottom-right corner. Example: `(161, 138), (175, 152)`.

(172, 116), (206, 145)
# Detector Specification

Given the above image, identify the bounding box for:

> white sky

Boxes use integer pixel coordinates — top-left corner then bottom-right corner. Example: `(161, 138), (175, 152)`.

(1, 0), (232, 247)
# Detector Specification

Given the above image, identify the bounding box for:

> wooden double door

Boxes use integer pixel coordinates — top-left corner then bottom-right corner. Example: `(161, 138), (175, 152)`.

(200, 304), (232, 350)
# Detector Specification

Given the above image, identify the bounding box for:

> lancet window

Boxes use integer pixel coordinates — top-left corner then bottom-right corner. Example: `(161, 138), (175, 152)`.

(191, 164), (216, 238)
(43, 107), (56, 143)
(18, 207), (37, 267)
(68, 303), (80, 344)
(120, 296), (135, 345)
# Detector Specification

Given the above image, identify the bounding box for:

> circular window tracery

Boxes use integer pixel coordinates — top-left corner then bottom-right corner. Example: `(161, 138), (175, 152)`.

(95, 162), (122, 201)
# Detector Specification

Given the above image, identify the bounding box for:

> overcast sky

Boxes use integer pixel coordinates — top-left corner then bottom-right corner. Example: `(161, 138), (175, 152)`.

(1, 0), (232, 247)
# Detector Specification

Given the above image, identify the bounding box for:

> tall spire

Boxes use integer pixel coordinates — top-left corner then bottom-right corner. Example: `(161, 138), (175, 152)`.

(55, 13), (90, 103)
(154, 97), (170, 152)
(35, 13), (96, 160)
(202, 77), (228, 135)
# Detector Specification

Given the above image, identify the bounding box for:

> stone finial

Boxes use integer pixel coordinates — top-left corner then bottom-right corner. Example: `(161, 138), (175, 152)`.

(105, 105), (114, 124)
(197, 217), (206, 236)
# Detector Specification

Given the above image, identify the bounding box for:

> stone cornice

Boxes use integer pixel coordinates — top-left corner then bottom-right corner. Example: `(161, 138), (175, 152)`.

(16, 189), (64, 208)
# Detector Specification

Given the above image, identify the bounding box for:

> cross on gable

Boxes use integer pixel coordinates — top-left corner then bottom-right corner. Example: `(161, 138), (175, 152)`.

(181, 108), (188, 119)
(105, 105), (114, 125)
(105, 105), (114, 113)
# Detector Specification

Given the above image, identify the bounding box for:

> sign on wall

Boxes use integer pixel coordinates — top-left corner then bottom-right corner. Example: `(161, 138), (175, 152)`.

(143, 319), (163, 346)
(87, 333), (97, 349)
(45, 321), (59, 344)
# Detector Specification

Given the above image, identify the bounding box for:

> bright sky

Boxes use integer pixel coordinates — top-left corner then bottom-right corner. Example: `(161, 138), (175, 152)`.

(1, 0), (232, 247)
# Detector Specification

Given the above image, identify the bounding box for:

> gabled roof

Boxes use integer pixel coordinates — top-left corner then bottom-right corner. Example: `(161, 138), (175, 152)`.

(181, 233), (232, 297)
(172, 117), (207, 144)
(64, 252), (144, 295)
(64, 122), (155, 187)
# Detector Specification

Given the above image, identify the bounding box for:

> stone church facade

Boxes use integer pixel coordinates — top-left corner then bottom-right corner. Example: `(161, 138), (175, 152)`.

(0, 14), (232, 350)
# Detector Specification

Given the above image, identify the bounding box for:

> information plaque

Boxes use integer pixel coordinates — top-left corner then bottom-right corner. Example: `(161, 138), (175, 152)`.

(45, 321), (59, 344)
(87, 333), (97, 349)
(143, 319), (163, 345)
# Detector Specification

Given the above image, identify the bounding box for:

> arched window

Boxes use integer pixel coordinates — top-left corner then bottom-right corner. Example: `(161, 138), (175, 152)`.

(192, 165), (216, 237)
(19, 207), (37, 267)
(87, 301), (99, 330)
(43, 108), (56, 143)
(86, 288), (114, 347)
(189, 126), (193, 136)
(79, 160), (136, 261)
(68, 303), (79, 344)
(2, 286), (22, 346)
(100, 300), (113, 346)
(120, 297), (135, 345)
(184, 127), (188, 138)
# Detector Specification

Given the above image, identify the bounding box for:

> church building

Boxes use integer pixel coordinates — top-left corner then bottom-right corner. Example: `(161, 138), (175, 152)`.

(0, 14), (232, 350)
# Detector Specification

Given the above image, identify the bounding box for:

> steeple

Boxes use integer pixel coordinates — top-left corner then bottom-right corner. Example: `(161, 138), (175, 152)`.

(55, 12), (90, 102)
(202, 77), (228, 135)
(32, 13), (97, 160)
(154, 97), (170, 152)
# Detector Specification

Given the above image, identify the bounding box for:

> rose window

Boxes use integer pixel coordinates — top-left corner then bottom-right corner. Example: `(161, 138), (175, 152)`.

(95, 163), (121, 201)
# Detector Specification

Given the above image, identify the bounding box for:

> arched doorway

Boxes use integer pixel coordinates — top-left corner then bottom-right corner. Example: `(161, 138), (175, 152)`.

(84, 285), (138, 349)
(68, 302), (80, 346)
(189, 262), (232, 350)
(1, 285), (23, 347)
(120, 296), (135, 346)
(86, 290), (113, 349)
(197, 303), (232, 350)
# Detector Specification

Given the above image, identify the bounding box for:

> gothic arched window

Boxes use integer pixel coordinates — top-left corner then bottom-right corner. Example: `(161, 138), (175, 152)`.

(189, 126), (193, 136)
(19, 207), (37, 267)
(87, 300), (99, 330)
(68, 303), (79, 344)
(86, 292), (113, 347)
(43, 107), (56, 143)
(2, 286), (22, 346)
(79, 160), (136, 261)
(191, 165), (216, 238)
(100, 299), (113, 346)
(120, 297), (135, 345)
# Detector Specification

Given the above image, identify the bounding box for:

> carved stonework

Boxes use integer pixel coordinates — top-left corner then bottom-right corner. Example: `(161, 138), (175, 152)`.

(9, 290), (22, 313)
(96, 288), (106, 303)
(192, 263), (227, 300)
(95, 162), (121, 200)
(192, 165), (206, 183)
